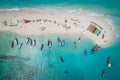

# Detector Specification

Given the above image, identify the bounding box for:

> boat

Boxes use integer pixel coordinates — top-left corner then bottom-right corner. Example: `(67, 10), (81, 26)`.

(102, 70), (105, 77)
(48, 39), (52, 48)
(29, 39), (33, 46)
(60, 56), (64, 63)
(26, 37), (30, 44)
(57, 37), (62, 46)
(15, 38), (19, 45)
(33, 39), (36, 46)
(18, 43), (23, 49)
(40, 44), (44, 51)
(90, 45), (101, 54)
(78, 37), (81, 43)
(74, 42), (76, 48)
(61, 40), (65, 46)
(10, 41), (14, 48)
(107, 57), (111, 68)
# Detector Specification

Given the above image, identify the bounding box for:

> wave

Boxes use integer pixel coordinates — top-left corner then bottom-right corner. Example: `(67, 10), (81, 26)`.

(0, 6), (116, 27)
(88, 12), (104, 17)
(0, 7), (26, 11)
(105, 17), (114, 26)
(0, 6), (106, 17)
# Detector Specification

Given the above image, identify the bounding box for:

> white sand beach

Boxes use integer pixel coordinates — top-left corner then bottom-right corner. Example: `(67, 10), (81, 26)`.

(0, 9), (116, 47)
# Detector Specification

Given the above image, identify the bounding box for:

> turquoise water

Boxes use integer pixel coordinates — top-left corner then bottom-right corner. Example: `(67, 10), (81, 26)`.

(0, 32), (120, 80)
(0, 0), (120, 80)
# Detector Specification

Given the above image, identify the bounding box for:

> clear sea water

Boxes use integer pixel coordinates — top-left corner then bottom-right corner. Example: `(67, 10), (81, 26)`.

(0, 0), (120, 80)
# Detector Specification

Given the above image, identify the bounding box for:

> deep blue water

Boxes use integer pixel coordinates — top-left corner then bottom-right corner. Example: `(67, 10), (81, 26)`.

(0, 0), (120, 80)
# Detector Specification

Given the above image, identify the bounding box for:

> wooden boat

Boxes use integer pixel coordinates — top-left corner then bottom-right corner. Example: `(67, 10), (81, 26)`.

(33, 39), (36, 46)
(61, 40), (65, 46)
(78, 37), (81, 43)
(74, 42), (76, 48)
(91, 45), (101, 54)
(10, 41), (14, 48)
(48, 39), (52, 48)
(18, 43), (23, 49)
(15, 38), (19, 45)
(40, 44), (44, 51)
(57, 37), (62, 46)
(107, 57), (111, 68)
(26, 37), (30, 44)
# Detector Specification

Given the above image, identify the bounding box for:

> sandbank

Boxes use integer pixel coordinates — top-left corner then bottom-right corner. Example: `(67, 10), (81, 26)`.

(0, 9), (116, 47)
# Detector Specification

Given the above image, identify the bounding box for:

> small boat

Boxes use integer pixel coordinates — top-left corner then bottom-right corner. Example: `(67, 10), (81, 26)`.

(90, 45), (101, 54)
(84, 49), (87, 56)
(78, 37), (81, 43)
(18, 43), (23, 49)
(57, 37), (62, 46)
(26, 37), (30, 44)
(40, 44), (44, 51)
(10, 41), (14, 48)
(29, 39), (33, 46)
(50, 41), (52, 47)
(60, 56), (64, 63)
(107, 57), (111, 68)
(33, 39), (36, 46)
(48, 39), (50, 46)
(74, 42), (76, 48)
(61, 40), (65, 46)
(15, 38), (19, 45)
(48, 39), (52, 48)
(102, 70), (105, 77)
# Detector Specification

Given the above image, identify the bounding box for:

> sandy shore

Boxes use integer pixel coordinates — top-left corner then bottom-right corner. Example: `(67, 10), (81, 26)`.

(0, 9), (116, 47)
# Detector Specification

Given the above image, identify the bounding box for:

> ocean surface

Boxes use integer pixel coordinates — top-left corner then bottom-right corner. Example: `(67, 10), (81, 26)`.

(0, 0), (120, 80)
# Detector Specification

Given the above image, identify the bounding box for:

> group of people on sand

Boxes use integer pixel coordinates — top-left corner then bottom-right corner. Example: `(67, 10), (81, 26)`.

(102, 56), (112, 77)
(2, 17), (81, 32)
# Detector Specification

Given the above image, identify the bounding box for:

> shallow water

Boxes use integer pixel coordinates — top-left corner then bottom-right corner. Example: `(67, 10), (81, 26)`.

(0, 32), (120, 80)
(0, 0), (120, 80)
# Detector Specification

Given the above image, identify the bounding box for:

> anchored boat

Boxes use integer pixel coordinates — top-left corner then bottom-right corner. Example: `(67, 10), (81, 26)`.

(91, 45), (101, 54)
